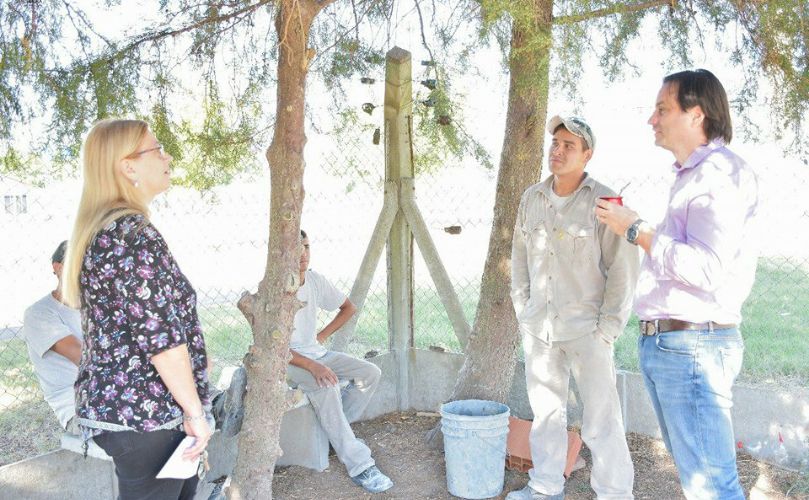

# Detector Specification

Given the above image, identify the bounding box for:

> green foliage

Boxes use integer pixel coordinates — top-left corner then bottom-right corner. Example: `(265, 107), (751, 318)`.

(413, 68), (495, 173)
(0, 0), (806, 188)
(0, 148), (25, 178)
(308, 0), (493, 175)
(2, 0), (494, 186)
(645, 0), (807, 154)
(554, 19), (587, 103)
(472, 0), (807, 158)
(325, 38), (385, 82)
(173, 87), (261, 190)
(0, 1), (273, 182)
(596, 10), (646, 80)
(734, 0), (808, 153)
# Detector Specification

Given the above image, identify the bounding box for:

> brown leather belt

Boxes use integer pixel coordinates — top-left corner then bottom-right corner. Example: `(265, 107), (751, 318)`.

(639, 319), (737, 336)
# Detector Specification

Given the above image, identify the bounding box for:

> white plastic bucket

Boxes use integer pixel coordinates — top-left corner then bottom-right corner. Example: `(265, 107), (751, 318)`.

(440, 399), (510, 499)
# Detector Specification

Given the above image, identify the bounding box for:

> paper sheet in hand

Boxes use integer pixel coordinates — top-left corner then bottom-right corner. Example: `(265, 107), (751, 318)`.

(156, 436), (199, 479)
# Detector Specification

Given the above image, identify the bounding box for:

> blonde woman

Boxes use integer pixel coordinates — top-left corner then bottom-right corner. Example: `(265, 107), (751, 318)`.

(62, 119), (211, 499)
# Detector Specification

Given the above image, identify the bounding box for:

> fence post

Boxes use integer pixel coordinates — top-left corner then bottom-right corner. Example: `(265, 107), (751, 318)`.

(384, 46), (414, 411)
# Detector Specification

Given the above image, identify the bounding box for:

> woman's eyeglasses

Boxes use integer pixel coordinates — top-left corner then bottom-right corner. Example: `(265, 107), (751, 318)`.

(130, 144), (165, 157)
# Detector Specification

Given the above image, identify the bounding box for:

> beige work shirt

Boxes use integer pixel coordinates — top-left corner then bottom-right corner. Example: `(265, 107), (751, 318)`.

(511, 174), (639, 344)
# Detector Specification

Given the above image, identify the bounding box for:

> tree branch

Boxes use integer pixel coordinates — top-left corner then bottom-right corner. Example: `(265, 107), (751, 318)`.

(554, 0), (675, 25)
(351, 0), (361, 42)
(61, 1), (112, 48)
(311, 0), (384, 61)
(109, 0), (275, 62)
(413, 0), (436, 65)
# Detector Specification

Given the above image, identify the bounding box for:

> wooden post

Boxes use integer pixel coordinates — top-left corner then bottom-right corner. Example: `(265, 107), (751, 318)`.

(329, 183), (398, 352)
(400, 178), (471, 349)
(384, 46), (414, 411)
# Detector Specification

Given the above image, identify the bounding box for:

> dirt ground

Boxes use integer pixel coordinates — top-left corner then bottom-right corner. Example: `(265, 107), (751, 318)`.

(273, 412), (808, 500)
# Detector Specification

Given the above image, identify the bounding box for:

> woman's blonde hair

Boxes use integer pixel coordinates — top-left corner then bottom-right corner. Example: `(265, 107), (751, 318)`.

(61, 119), (151, 308)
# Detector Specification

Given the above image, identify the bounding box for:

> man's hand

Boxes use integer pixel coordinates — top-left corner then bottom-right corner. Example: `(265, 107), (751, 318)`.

(596, 199), (655, 253)
(595, 199), (638, 238)
(314, 299), (356, 346)
(307, 360), (339, 388)
(289, 350), (337, 387)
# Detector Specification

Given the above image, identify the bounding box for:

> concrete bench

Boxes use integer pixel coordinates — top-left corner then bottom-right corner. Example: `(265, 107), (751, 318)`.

(276, 380), (350, 471)
(55, 366), (345, 473)
(60, 432), (112, 461)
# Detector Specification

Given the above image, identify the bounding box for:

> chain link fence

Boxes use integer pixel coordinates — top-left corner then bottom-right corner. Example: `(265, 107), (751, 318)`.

(2, 97), (808, 465)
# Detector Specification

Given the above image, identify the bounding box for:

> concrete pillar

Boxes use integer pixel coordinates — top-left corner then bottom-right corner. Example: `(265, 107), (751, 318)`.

(384, 46), (415, 410)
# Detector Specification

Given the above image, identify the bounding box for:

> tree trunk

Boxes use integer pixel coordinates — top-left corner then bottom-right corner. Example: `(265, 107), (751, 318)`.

(228, 0), (333, 497)
(447, 0), (553, 404)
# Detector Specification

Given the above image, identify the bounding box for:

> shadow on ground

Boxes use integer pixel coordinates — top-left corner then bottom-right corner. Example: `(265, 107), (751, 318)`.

(273, 412), (808, 500)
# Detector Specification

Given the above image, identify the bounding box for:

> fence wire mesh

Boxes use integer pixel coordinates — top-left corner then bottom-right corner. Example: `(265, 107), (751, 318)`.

(1, 97), (808, 465)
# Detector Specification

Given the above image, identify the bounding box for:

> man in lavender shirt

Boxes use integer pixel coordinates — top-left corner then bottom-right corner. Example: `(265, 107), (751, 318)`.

(596, 69), (759, 500)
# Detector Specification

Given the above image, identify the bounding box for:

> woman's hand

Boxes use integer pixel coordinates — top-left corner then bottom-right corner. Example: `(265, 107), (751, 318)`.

(182, 413), (212, 460)
(150, 344), (211, 460)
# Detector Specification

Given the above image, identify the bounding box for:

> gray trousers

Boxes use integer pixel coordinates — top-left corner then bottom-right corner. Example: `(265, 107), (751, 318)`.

(523, 333), (634, 499)
(287, 351), (381, 477)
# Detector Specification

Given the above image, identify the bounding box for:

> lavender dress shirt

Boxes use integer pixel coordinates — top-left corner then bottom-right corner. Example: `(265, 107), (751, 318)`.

(634, 139), (759, 324)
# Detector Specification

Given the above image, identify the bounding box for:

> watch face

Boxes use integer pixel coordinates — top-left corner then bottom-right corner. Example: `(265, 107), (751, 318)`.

(627, 225), (639, 243)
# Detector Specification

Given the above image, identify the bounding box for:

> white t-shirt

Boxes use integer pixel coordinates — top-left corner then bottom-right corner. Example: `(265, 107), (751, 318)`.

(547, 187), (569, 211)
(290, 270), (347, 360)
(22, 293), (82, 429)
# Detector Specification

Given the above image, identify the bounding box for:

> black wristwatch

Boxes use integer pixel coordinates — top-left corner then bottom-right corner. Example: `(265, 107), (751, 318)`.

(626, 219), (645, 245)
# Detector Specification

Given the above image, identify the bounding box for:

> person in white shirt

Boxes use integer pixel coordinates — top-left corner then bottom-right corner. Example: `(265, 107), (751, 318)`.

(287, 230), (393, 494)
(22, 241), (83, 434)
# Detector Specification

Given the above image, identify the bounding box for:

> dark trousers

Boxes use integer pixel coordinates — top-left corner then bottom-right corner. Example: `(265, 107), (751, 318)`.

(94, 429), (199, 500)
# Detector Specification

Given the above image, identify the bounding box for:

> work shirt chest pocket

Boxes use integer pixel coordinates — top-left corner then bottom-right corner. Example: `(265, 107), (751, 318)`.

(560, 222), (594, 264)
(521, 220), (549, 256)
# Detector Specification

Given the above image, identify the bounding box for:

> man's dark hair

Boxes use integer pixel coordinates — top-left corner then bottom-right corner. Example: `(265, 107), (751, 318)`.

(300, 229), (307, 239)
(663, 69), (732, 143)
(52, 240), (68, 263)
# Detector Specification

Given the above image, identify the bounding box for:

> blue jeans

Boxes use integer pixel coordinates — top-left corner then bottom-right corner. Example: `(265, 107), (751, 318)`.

(639, 328), (745, 500)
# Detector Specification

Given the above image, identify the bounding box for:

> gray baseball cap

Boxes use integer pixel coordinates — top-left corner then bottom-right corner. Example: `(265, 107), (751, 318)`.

(547, 115), (596, 150)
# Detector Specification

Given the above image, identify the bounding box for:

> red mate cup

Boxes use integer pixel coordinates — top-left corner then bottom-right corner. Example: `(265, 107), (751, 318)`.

(600, 196), (623, 206)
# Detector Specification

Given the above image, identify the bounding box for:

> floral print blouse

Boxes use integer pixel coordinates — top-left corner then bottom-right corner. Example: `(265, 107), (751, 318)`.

(75, 214), (209, 434)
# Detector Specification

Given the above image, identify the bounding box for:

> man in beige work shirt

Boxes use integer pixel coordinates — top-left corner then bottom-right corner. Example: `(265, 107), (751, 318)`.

(506, 116), (639, 500)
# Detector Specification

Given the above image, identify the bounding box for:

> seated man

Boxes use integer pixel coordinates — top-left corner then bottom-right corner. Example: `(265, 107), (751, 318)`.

(287, 229), (393, 494)
(21, 241), (83, 434)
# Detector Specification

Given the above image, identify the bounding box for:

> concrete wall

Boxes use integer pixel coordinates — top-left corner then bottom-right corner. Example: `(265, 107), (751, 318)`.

(362, 350), (579, 424)
(395, 349), (809, 470)
(3, 348), (806, 498)
(0, 450), (115, 500)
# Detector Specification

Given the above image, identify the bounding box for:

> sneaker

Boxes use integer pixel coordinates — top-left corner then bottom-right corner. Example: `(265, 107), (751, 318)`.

(505, 485), (564, 500)
(350, 465), (394, 493)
